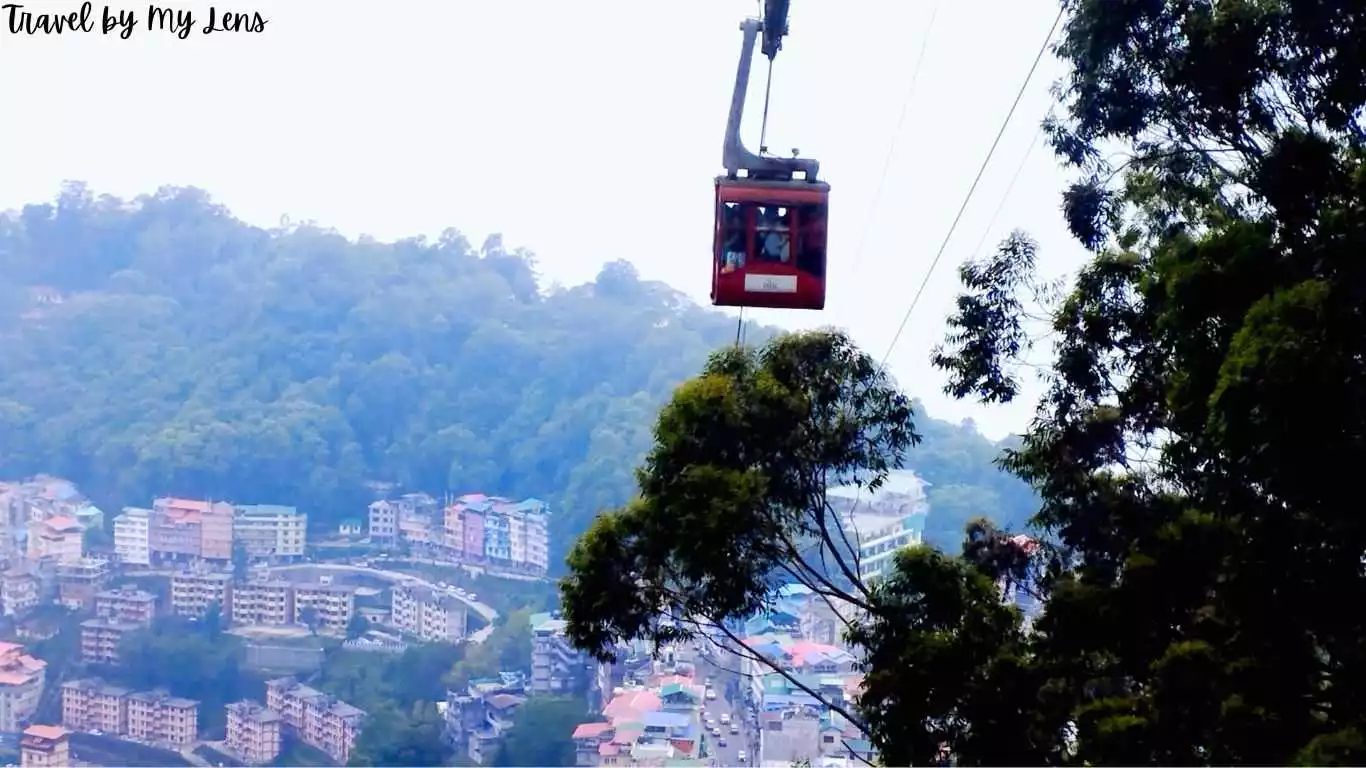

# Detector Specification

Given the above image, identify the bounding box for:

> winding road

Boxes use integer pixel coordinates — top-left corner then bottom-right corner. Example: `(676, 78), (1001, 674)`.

(259, 562), (498, 643)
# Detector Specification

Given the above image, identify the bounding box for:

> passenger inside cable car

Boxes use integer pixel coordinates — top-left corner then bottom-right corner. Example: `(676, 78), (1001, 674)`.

(716, 202), (826, 273)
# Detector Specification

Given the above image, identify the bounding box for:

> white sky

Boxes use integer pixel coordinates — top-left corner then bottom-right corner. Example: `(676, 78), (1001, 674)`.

(0, 0), (1087, 440)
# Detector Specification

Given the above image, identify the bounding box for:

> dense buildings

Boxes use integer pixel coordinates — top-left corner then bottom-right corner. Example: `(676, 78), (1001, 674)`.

(225, 699), (283, 764)
(265, 677), (365, 763)
(0, 642), (46, 731)
(115, 497), (311, 569)
(0, 476), (97, 565)
(369, 493), (551, 576)
(61, 678), (201, 746)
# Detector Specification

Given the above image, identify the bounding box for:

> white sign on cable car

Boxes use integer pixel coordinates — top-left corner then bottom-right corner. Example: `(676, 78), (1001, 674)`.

(744, 273), (798, 293)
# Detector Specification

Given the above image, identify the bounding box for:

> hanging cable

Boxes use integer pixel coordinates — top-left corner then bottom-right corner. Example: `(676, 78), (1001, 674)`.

(965, 120), (1045, 262)
(759, 59), (775, 154)
(735, 306), (747, 347)
(848, 1), (941, 279)
(838, 9), (1065, 547)
(878, 6), (1063, 369)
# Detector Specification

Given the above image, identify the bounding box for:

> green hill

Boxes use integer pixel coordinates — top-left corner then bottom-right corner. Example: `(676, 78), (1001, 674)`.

(0, 183), (1035, 562)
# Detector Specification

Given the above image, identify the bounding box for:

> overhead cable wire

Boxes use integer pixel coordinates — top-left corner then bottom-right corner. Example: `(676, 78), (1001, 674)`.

(848, 1), (941, 280)
(877, 6), (1065, 369)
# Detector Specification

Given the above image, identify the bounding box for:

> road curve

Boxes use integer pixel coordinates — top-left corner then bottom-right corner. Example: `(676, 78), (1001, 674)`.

(260, 562), (498, 642)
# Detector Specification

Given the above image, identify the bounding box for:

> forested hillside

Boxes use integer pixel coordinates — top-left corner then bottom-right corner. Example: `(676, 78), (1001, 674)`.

(0, 183), (1034, 558)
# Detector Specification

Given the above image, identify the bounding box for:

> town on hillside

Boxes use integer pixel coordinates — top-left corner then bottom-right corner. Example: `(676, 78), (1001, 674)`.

(0, 475), (555, 767)
(0, 472), (1029, 767)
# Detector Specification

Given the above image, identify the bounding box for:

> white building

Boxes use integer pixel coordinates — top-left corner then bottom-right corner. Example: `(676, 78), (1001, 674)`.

(367, 501), (397, 545)
(113, 507), (151, 566)
(854, 515), (924, 584)
(234, 505), (308, 560)
(391, 586), (467, 644)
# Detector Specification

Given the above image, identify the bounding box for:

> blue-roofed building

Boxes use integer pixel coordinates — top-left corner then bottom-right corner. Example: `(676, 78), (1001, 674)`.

(643, 710), (693, 738)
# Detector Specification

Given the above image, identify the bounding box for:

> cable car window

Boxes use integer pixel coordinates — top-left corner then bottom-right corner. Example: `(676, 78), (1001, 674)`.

(719, 202), (747, 273)
(756, 206), (791, 263)
(796, 203), (827, 278)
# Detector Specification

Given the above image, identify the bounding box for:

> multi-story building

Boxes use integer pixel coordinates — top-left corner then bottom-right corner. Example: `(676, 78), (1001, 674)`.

(530, 612), (590, 696)
(19, 724), (69, 768)
(61, 677), (131, 734)
(149, 499), (206, 564)
(391, 586), (467, 643)
(95, 585), (158, 626)
(26, 516), (83, 564)
(366, 501), (397, 546)
(225, 700), (283, 765)
(853, 512), (924, 584)
(233, 505), (307, 561)
(442, 505), (463, 551)
(462, 510), (485, 560)
(443, 675), (526, 764)
(55, 558), (110, 611)
(483, 513), (510, 561)
(201, 502), (236, 562)
(113, 507), (152, 566)
(0, 642), (47, 731)
(126, 689), (199, 746)
(265, 677), (366, 764)
(170, 569), (232, 619)
(80, 618), (140, 665)
(232, 580), (294, 627)
(1, 568), (38, 617)
(441, 495), (550, 574)
(293, 584), (354, 633)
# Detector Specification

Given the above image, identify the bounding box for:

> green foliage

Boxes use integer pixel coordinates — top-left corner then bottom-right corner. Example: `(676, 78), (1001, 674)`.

(317, 643), (464, 714)
(345, 614), (369, 641)
(561, 329), (915, 661)
(918, 0), (1366, 764)
(112, 616), (260, 736)
(492, 696), (594, 767)
(0, 184), (1033, 567)
(0, 186), (744, 564)
(347, 701), (448, 768)
(447, 607), (533, 688)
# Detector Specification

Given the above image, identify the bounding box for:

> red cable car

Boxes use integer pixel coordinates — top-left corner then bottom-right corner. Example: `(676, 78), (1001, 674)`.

(711, 7), (829, 311)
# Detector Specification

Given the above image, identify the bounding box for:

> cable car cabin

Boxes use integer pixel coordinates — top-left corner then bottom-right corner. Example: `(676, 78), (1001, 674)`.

(711, 177), (830, 310)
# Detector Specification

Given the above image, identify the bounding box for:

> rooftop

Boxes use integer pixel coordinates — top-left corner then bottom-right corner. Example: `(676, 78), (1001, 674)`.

(22, 724), (67, 741)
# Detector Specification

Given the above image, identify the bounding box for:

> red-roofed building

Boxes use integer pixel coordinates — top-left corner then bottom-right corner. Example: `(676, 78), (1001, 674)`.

(0, 642), (46, 730)
(19, 724), (68, 768)
(572, 721), (615, 765)
(26, 516), (83, 564)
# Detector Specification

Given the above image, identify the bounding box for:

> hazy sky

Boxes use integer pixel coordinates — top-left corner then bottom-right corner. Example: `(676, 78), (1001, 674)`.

(1, 0), (1086, 440)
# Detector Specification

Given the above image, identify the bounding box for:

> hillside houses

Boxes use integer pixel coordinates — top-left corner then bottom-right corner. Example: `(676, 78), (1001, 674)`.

(114, 498), (308, 568)
(368, 493), (551, 576)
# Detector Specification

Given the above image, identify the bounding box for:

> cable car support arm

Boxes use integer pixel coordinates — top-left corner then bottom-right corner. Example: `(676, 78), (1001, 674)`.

(722, 13), (819, 182)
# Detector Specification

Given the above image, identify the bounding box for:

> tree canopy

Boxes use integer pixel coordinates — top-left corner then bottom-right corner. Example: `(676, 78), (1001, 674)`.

(0, 183), (1032, 562)
(564, 0), (1366, 765)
